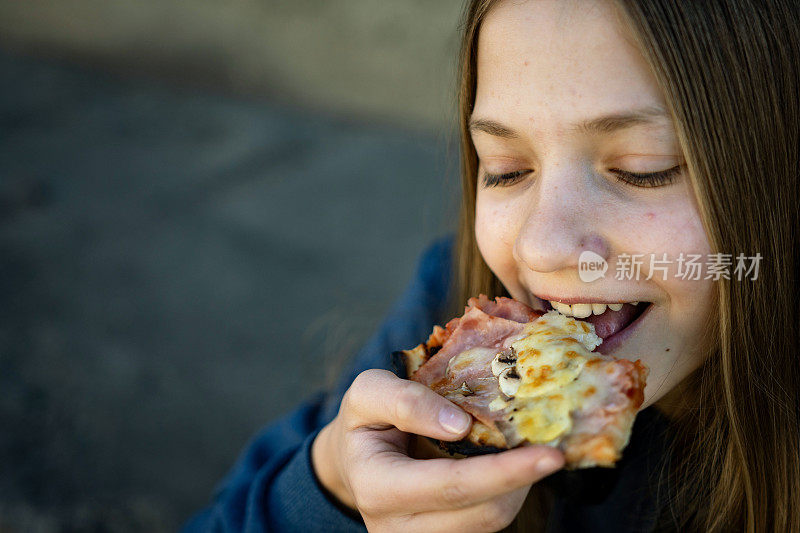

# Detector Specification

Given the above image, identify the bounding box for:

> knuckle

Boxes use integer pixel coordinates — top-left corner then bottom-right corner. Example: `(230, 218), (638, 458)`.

(350, 369), (374, 395)
(477, 501), (516, 531)
(343, 370), (380, 415)
(438, 479), (470, 507)
(393, 384), (426, 426)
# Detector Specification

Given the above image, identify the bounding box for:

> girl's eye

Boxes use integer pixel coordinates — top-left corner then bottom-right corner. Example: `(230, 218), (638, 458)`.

(609, 164), (683, 188)
(481, 164), (683, 188)
(481, 169), (530, 188)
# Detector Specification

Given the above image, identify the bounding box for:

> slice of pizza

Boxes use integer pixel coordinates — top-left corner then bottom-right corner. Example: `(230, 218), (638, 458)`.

(395, 295), (648, 469)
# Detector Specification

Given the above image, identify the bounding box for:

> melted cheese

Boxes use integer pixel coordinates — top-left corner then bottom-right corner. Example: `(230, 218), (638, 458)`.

(504, 311), (604, 443)
(512, 395), (572, 442)
(521, 310), (602, 351)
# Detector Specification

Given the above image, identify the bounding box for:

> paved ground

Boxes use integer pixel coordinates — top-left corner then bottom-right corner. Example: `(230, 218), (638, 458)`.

(0, 52), (456, 531)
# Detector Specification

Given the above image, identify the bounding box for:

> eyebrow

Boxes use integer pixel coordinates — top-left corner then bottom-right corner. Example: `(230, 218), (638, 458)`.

(468, 106), (669, 138)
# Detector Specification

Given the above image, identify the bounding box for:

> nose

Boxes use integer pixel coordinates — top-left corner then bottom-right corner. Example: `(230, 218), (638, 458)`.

(513, 166), (610, 274)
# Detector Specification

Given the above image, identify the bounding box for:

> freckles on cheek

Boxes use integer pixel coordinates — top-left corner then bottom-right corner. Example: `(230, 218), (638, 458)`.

(625, 203), (713, 306)
(475, 198), (518, 273)
(621, 199), (709, 260)
(475, 204), (515, 249)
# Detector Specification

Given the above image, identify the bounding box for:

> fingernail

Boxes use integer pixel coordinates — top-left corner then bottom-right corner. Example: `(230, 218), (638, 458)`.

(439, 406), (470, 434)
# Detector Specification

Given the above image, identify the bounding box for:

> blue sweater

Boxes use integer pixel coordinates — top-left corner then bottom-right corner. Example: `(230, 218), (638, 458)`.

(183, 237), (676, 532)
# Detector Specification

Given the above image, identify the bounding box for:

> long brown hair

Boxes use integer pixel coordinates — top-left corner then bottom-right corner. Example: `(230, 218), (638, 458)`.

(453, 1), (800, 531)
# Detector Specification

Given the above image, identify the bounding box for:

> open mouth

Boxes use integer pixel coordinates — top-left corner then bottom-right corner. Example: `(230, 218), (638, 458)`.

(538, 298), (652, 354)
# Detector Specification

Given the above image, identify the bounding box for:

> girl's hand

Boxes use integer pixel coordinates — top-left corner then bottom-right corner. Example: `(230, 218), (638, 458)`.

(311, 369), (565, 532)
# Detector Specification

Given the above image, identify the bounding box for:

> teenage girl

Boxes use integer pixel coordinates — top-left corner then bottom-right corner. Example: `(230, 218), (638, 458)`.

(184, 1), (800, 531)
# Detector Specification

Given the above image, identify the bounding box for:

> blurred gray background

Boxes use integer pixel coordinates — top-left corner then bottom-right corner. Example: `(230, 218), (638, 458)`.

(0, 1), (463, 531)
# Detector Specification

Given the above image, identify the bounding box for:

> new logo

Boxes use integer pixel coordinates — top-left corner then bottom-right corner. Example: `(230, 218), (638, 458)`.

(578, 251), (607, 283)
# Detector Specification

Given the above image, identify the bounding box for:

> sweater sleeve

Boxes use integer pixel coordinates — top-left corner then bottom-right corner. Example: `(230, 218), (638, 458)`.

(181, 236), (454, 533)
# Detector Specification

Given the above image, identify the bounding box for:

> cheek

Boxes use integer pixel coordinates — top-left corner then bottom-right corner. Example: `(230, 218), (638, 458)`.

(613, 188), (711, 280)
(625, 200), (715, 369)
(615, 201), (708, 257)
(475, 193), (521, 281)
(642, 204), (710, 289)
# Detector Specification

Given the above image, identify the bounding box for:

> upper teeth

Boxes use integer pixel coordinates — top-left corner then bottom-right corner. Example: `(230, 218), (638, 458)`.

(548, 300), (640, 318)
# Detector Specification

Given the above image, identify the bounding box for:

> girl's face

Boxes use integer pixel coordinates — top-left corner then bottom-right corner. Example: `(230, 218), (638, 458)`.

(473, 0), (714, 408)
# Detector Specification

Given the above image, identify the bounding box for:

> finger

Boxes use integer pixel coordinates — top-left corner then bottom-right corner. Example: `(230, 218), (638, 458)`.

(343, 369), (472, 441)
(355, 445), (563, 514)
(393, 485), (531, 533)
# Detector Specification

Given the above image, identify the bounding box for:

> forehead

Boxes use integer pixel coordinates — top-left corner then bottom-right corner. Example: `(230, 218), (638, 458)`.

(474, 0), (666, 131)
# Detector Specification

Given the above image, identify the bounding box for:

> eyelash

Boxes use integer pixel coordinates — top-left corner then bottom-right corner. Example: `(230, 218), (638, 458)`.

(610, 165), (683, 188)
(482, 169), (529, 187)
(481, 165), (683, 188)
